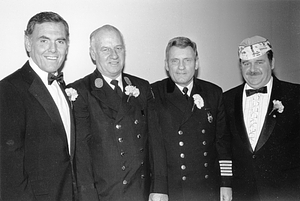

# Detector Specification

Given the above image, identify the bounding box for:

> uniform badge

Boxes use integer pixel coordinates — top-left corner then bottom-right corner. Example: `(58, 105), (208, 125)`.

(95, 78), (103, 88)
(207, 111), (213, 123)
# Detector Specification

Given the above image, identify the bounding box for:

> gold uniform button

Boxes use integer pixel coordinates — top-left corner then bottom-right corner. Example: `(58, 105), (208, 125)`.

(123, 180), (128, 185)
(137, 134), (141, 139)
(118, 138), (123, 142)
(181, 165), (186, 170)
(122, 166), (126, 170)
(178, 130), (183, 135)
(182, 176), (187, 181)
(204, 163), (208, 167)
(205, 175), (209, 179)
(202, 141), (206, 145)
(179, 141), (184, 146)
(134, 120), (139, 124)
(202, 129), (205, 134)
(180, 153), (185, 158)
(141, 174), (145, 179)
(121, 152), (125, 156)
(203, 152), (208, 156)
(116, 125), (121, 129)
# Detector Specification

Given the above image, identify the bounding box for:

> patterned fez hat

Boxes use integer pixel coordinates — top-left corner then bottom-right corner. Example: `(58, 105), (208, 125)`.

(238, 35), (272, 60)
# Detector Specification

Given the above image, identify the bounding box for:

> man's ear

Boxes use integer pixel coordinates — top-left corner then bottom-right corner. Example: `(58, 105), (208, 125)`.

(24, 35), (31, 52)
(164, 60), (169, 72)
(195, 57), (199, 70)
(90, 47), (96, 61)
(271, 58), (275, 70)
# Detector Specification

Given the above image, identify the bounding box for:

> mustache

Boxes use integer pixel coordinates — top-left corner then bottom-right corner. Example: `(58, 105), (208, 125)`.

(246, 71), (261, 76)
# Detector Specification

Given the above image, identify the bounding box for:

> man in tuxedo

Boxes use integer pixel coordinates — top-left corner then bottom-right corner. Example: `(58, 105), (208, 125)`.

(0, 12), (76, 200)
(223, 36), (300, 200)
(149, 37), (232, 201)
(69, 25), (153, 201)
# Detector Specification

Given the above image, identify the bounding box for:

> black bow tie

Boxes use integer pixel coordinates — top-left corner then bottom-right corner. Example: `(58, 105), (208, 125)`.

(48, 72), (64, 85)
(245, 86), (267, 97)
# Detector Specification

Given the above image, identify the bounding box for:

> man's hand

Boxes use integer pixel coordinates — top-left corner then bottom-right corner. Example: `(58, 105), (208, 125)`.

(220, 187), (232, 201)
(149, 193), (168, 201)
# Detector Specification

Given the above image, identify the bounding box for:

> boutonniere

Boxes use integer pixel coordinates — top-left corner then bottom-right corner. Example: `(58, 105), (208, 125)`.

(65, 88), (78, 102)
(269, 100), (284, 115)
(124, 76), (140, 102)
(192, 94), (204, 111)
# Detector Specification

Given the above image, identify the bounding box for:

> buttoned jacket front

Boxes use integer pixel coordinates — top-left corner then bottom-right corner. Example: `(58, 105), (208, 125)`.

(69, 70), (152, 201)
(150, 78), (231, 201)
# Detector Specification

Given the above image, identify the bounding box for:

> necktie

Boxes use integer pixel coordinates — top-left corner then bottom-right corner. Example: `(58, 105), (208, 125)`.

(183, 87), (189, 100)
(111, 80), (123, 97)
(48, 72), (64, 85)
(245, 86), (267, 97)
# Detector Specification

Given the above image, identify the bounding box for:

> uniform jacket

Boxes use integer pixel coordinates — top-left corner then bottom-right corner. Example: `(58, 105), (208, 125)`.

(0, 61), (76, 201)
(223, 76), (300, 201)
(149, 77), (232, 201)
(69, 70), (152, 201)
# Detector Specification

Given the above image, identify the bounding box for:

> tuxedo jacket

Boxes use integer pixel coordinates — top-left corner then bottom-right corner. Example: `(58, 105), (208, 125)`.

(149, 78), (232, 201)
(223, 76), (300, 201)
(69, 70), (152, 201)
(0, 61), (76, 201)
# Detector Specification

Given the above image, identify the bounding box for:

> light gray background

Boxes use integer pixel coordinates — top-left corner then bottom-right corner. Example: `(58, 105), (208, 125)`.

(1, 0), (299, 91)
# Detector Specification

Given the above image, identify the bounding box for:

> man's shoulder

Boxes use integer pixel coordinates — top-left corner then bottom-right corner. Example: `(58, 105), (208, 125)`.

(123, 73), (150, 86)
(0, 62), (31, 88)
(195, 78), (222, 91)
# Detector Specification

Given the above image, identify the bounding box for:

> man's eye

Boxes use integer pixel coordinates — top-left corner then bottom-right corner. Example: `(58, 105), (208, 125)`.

(115, 46), (123, 51)
(57, 40), (65, 45)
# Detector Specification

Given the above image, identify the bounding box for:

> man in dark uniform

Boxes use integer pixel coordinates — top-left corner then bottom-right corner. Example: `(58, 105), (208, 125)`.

(69, 25), (152, 201)
(224, 35), (300, 200)
(149, 37), (232, 201)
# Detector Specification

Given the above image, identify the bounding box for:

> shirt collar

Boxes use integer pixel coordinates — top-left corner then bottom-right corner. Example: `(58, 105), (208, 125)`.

(102, 73), (123, 90)
(176, 80), (194, 96)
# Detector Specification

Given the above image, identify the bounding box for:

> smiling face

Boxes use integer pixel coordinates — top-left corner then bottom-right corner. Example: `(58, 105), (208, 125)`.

(90, 28), (125, 79)
(240, 53), (274, 89)
(165, 46), (199, 87)
(25, 22), (69, 73)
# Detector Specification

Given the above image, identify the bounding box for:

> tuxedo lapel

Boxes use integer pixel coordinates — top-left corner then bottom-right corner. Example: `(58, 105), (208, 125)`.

(234, 84), (253, 152)
(255, 78), (281, 151)
(28, 74), (67, 144)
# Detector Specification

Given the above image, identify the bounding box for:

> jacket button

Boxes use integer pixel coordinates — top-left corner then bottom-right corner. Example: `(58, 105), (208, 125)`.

(141, 174), (145, 179)
(202, 141), (206, 145)
(121, 165), (126, 170)
(118, 138), (123, 142)
(178, 130), (183, 135)
(116, 124), (121, 129)
(141, 161), (144, 166)
(137, 134), (141, 139)
(203, 152), (208, 156)
(205, 175), (209, 179)
(182, 176), (187, 181)
(121, 151), (125, 156)
(6, 140), (14, 146)
(204, 163), (208, 167)
(180, 153), (185, 158)
(181, 165), (186, 170)
(140, 148), (144, 152)
(134, 120), (139, 124)
(202, 129), (205, 134)
(179, 141), (184, 146)
(123, 180), (128, 185)
(252, 155), (256, 159)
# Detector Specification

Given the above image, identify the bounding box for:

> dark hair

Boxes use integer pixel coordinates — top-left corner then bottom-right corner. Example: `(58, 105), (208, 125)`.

(25, 11), (69, 41)
(165, 37), (198, 60)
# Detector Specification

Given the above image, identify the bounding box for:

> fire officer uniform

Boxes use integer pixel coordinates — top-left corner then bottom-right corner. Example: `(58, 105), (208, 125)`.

(149, 77), (232, 201)
(69, 70), (152, 201)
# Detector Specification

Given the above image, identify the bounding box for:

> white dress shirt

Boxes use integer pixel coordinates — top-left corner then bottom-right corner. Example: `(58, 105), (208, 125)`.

(29, 58), (71, 153)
